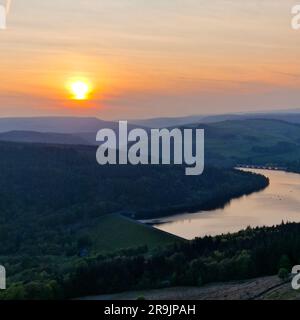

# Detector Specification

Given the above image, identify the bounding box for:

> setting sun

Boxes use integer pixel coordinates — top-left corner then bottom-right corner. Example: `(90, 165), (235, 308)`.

(70, 81), (90, 100)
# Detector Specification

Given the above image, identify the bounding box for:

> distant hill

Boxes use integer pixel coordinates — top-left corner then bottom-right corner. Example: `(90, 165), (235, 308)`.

(0, 117), (144, 146)
(0, 118), (300, 168)
(129, 115), (206, 128)
(200, 112), (300, 125)
(0, 130), (90, 145)
(129, 118), (300, 167)
(1, 113), (300, 134)
(0, 117), (118, 133)
(130, 112), (300, 128)
(193, 119), (300, 166)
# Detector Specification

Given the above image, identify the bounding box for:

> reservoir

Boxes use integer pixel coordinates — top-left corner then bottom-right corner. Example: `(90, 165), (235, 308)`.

(148, 169), (300, 239)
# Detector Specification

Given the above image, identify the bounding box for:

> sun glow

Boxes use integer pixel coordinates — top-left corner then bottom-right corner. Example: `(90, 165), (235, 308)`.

(69, 80), (91, 100)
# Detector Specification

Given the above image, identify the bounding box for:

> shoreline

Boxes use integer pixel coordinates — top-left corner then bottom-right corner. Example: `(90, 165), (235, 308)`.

(141, 166), (300, 226)
(136, 168), (269, 223)
(145, 168), (300, 239)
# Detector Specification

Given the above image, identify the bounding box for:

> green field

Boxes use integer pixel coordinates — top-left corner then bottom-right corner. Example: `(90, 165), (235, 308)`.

(84, 214), (183, 253)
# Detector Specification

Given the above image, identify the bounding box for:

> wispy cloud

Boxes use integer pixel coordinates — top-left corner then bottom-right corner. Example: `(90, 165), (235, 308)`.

(0, 0), (299, 118)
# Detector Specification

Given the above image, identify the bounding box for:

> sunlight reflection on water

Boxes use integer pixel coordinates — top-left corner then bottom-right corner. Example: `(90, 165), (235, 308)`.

(149, 169), (300, 239)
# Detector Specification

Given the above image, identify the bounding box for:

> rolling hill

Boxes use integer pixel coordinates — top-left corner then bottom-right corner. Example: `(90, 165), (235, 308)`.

(0, 118), (299, 168)
(0, 131), (90, 145)
(201, 119), (300, 166)
(130, 112), (300, 128)
(0, 117), (116, 133)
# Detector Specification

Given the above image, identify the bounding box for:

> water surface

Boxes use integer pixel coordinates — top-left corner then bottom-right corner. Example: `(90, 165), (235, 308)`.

(148, 169), (300, 239)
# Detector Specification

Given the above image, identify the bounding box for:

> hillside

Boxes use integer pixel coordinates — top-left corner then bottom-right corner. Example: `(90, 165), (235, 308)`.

(50, 222), (300, 300)
(199, 119), (300, 166)
(130, 112), (300, 128)
(0, 141), (268, 255)
(0, 117), (115, 133)
(86, 214), (182, 253)
(0, 141), (269, 299)
(0, 118), (300, 168)
(80, 275), (291, 300)
(0, 131), (90, 145)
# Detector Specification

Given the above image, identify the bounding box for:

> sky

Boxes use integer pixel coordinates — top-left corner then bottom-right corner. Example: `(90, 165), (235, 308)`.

(0, 0), (300, 119)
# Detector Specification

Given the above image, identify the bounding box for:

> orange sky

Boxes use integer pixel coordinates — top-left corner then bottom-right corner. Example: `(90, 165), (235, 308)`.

(0, 0), (300, 119)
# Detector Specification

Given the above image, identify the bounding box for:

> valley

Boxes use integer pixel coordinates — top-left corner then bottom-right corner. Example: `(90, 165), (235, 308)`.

(0, 115), (300, 300)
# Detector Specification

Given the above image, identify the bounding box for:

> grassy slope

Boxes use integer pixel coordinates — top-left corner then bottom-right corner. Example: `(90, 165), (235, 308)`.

(1, 215), (182, 287)
(85, 214), (183, 253)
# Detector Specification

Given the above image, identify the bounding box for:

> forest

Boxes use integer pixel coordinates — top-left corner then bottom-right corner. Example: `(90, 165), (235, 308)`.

(0, 140), (270, 299)
(0, 141), (269, 255)
(1, 222), (299, 299)
(60, 222), (300, 299)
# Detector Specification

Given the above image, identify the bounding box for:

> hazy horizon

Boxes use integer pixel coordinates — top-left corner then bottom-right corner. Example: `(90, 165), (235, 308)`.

(1, 0), (300, 120)
(0, 106), (300, 122)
